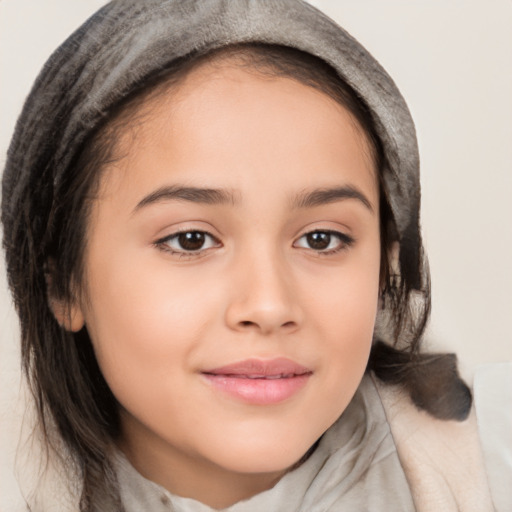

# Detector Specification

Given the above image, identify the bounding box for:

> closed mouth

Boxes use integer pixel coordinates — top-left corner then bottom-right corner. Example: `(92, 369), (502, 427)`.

(211, 373), (307, 379)
(202, 357), (312, 378)
(201, 358), (312, 404)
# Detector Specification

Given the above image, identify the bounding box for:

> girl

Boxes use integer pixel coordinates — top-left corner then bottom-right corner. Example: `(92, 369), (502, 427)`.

(1, 1), (510, 511)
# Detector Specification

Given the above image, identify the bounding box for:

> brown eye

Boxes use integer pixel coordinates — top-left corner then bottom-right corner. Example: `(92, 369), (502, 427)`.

(177, 231), (207, 251)
(306, 232), (331, 250)
(294, 230), (354, 253)
(158, 230), (220, 254)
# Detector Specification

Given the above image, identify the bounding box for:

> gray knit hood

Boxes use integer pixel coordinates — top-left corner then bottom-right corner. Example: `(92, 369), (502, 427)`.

(2, 0), (423, 289)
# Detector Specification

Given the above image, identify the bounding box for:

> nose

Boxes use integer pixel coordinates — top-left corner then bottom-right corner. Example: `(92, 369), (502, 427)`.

(224, 249), (303, 336)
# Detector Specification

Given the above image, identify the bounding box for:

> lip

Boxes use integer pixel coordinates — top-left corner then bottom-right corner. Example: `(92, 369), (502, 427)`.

(201, 358), (312, 405)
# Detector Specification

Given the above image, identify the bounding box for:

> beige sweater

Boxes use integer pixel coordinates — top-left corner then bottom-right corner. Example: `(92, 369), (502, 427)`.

(377, 380), (493, 511)
(375, 362), (511, 512)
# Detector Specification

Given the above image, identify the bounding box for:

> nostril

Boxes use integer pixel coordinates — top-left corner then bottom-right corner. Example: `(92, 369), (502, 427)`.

(238, 319), (296, 330)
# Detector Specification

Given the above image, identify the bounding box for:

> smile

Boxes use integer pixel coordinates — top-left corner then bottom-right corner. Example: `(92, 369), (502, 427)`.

(202, 358), (312, 405)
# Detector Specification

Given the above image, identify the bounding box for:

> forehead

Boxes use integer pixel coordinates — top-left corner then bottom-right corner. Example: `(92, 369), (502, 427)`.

(128, 55), (373, 149)
(95, 58), (379, 211)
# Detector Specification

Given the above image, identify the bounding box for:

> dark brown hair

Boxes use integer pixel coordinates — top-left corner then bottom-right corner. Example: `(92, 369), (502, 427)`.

(2, 44), (470, 511)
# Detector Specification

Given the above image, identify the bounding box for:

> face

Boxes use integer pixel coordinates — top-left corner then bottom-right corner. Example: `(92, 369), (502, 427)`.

(68, 60), (381, 506)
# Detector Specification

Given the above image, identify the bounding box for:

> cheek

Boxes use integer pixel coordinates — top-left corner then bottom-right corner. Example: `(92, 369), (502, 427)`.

(320, 284), (377, 362)
(304, 247), (380, 409)
(80, 249), (219, 408)
(307, 237), (380, 335)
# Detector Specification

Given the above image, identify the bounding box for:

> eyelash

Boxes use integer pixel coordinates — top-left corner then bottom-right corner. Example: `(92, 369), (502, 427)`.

(154, 229), (355, 257)
(154, 230), (221, 258)
(293, 230), (355, 255)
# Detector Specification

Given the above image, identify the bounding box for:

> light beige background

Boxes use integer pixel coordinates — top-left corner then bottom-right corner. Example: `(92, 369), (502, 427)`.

(1, 1), (511, 509)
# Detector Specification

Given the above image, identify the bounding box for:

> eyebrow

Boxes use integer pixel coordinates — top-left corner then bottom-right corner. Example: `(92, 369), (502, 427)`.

(133, 184), (374, 214)
(133, 185), (239, 213)
(292, 185), (374, 212)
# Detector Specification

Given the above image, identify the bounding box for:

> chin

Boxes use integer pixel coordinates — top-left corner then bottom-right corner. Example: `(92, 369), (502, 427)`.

(201, 399), (345, 476)
(206, 429), (321, 475)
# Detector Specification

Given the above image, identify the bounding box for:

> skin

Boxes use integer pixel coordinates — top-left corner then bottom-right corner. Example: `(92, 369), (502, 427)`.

(60, 59), (381, 508)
